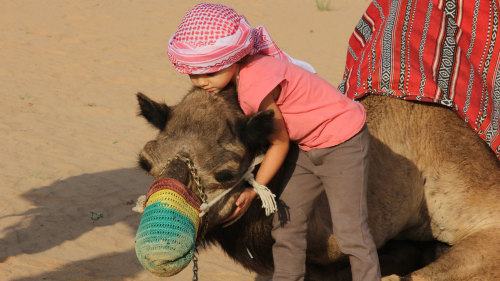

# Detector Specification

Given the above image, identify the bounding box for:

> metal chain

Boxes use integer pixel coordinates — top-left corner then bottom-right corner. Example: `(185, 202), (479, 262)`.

(159, 154), (208, 203)
(175, 154), (208, 203)
(192, 248), (199, 281)
(176, 154), (210, 237)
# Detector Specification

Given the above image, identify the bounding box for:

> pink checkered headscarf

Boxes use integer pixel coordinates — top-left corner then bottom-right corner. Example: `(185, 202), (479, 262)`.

(167, 3), (315, 74)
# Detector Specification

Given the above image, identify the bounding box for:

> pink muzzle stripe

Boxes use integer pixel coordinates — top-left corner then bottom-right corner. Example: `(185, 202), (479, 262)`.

(144, 178), (201, 212)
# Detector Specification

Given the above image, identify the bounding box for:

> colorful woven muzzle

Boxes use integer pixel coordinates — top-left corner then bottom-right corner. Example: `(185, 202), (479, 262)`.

(135, 178), (202, 276)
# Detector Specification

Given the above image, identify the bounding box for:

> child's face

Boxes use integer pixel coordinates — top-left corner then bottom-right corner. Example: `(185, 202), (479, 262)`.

(189, 64), (239, 94)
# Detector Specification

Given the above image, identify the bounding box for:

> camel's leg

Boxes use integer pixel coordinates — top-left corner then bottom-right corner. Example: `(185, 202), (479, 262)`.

(302, 240), (444, 281)
(384, 227), (500, 281)
(377, 240), (448, 277)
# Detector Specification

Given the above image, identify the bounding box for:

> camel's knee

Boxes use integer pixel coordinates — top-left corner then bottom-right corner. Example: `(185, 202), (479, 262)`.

(409, 228), (500, 280)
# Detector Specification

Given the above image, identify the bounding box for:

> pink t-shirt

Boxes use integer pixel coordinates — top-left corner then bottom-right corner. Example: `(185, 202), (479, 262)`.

(238, 54), (366, 151)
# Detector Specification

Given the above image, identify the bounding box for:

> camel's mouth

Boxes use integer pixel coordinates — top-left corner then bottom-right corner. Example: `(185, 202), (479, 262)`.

(135, 178), (202, 277)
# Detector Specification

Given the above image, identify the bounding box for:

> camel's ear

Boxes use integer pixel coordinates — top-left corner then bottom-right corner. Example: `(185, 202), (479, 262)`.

(240, 109), (275, 154)
(136, 92), (171, 130)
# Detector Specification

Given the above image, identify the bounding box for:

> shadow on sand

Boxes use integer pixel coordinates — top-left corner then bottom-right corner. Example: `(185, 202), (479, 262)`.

(1, 167), (154, 280)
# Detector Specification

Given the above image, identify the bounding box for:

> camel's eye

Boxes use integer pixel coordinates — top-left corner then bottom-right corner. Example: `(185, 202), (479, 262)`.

(214, 169), (236, 183)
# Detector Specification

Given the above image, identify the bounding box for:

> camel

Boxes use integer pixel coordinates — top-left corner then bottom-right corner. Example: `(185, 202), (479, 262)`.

(135, 86), (500, 281)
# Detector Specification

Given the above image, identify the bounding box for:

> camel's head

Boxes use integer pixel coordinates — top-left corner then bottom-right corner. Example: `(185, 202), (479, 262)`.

(134, 87), (274, 276)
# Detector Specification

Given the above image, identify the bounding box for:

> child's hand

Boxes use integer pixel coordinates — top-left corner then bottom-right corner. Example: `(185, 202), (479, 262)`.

(223, 188), (257, 222)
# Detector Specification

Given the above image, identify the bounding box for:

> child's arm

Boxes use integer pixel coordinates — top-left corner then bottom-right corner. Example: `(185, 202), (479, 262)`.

(223, 86), (289, 222)
(254, 88), (290, 186)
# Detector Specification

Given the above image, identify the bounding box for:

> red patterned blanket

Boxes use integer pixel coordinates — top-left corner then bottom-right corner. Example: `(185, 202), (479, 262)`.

(340, 0), (500, 159)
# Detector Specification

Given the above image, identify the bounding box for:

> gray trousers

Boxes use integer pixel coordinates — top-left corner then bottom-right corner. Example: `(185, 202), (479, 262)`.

(271, 124), (381, 281)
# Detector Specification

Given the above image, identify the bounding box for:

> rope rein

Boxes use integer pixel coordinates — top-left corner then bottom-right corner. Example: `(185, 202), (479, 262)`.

(133, 154), (277, 217)
(198, 154), (277, 217)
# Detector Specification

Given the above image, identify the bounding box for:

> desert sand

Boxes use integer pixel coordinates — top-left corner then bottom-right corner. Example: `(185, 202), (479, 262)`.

(0, 0), (371, 280)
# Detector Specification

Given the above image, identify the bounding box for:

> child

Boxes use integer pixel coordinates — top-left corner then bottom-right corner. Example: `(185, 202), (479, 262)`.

(167, 3), (381, 281)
